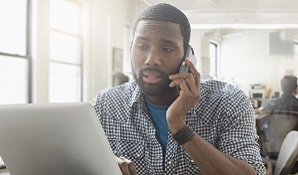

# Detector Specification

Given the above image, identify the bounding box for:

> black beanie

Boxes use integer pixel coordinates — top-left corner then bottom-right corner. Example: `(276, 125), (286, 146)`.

(281, 76), (298, 94)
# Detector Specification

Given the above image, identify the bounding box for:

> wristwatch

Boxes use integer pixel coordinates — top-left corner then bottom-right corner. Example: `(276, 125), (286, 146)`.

(172, 123), (196, 145)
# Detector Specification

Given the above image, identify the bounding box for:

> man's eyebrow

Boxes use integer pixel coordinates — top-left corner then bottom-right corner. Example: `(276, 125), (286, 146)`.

(160, 38), (177, 46)
(135, 36), (149, 41)
(135, 36), (178, 46)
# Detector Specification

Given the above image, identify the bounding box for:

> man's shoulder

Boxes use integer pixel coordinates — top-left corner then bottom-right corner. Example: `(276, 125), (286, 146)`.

(94, 81), (139, 102)
(200, 80), (250, 109)
(201, 79), (241, 95)
(92, 82), (139, 121)
(104, 81), (136, 93)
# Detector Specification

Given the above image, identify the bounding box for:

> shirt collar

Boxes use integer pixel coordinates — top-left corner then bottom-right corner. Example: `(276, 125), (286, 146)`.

(129, 81), (145, 107)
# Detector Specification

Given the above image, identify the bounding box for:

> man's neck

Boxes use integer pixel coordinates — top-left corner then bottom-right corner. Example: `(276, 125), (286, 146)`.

(145, 88), (179, 106)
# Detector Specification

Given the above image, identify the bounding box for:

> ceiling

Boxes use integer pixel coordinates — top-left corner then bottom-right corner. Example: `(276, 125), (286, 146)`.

(142, 0), (298, 29)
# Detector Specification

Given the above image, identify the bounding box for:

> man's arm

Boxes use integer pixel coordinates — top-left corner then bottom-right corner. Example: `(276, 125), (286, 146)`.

(175, 127), (256, 175)
(168, 58), (262, 175)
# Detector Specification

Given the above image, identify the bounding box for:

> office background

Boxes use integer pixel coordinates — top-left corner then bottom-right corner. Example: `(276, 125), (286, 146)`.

(0, 0), (298, 105)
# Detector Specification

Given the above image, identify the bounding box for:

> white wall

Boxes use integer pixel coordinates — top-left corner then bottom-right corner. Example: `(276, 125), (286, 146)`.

(87, 0), (138, 100)
(192, 29), (298, 97)
(189, 30), (203, 72)
(220, 29), (298, 96)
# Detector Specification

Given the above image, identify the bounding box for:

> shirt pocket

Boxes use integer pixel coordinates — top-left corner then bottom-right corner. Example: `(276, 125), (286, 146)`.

(175, 148), (201, 174)
(109, 138), (145, 165)
(187, 160), (201, 175)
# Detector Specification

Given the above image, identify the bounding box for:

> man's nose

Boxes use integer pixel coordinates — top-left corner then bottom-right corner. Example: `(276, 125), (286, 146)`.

(144, 47), (161, 66)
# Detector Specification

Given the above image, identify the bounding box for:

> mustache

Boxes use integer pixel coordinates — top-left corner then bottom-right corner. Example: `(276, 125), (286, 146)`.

(139, 67), (167, 76)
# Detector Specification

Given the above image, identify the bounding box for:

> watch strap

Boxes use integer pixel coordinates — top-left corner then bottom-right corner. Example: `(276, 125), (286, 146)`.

(172, 123), (196, 145)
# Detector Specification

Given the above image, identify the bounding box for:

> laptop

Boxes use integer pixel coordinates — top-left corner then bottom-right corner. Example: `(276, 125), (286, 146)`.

(0, 102), (122, 175)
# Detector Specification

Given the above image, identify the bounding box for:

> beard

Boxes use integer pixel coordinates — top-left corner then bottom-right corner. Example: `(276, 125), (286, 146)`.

(133, 67), (175, 96)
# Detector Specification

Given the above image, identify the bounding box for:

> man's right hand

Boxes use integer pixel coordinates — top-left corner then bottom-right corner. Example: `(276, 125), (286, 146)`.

(115, 156), (138, 175)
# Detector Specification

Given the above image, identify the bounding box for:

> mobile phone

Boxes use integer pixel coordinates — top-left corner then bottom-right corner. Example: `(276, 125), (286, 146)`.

(178, 44), (197, 73)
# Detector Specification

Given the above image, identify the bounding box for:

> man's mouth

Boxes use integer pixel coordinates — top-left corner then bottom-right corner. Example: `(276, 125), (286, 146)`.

(142, 71), (162, 84)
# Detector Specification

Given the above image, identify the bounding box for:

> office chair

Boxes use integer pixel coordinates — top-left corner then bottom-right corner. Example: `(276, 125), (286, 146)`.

(273, 130), (298, 175)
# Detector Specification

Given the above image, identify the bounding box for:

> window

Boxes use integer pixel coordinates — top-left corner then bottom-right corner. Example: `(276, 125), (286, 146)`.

(49, 0), (83, 102)
(0, 0), (31, 104)
(209, 42), (219, 78)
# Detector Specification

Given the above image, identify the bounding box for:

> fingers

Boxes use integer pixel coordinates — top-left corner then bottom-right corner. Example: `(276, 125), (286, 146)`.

(179, 74), (196, 94)
(116, 156), (138, 175)
(169, 58), (200, 98)
(185, 57), (201, 89)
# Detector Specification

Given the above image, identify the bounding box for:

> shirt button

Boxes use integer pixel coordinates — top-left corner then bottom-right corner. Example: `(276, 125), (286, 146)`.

(168, 161), (172, 164)
(190, 159), (195, 163)
(157, 155), (161, 159)
(113, 150), (117, 154)
(137, 154), (141, 158)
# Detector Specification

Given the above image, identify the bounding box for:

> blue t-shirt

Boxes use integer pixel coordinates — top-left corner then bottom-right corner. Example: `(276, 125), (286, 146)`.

(145, 99), (169, 164)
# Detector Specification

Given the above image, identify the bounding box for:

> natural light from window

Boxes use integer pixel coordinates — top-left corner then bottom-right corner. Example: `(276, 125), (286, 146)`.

(0, 56), (28, 104)
(0, 0), (28, 104)
(0, 0), (27, 55)
(49, 0), (82, 103)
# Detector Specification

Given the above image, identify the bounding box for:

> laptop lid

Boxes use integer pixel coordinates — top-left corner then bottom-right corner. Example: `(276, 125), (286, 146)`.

(0, 102), (122, 175)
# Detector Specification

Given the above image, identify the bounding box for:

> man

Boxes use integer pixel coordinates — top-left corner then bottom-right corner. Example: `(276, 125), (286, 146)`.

(263, 75), (298, 111)
(260, 75), (298, 174)
(92, 3), (265, 175)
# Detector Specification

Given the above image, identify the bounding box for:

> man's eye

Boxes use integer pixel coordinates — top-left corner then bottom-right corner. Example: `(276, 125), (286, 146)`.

(163, 48), (173, 52)
(137, 44), (146, 50)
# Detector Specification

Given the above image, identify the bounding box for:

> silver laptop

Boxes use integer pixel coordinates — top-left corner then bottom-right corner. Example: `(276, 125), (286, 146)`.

(0, 102), (122, 175)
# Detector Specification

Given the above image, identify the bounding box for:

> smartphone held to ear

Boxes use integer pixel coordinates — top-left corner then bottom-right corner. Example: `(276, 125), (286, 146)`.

(178, 44), (197, 73)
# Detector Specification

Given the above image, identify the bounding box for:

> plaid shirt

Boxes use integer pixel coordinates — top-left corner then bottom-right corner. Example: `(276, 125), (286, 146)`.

(92, 80), (266, 175)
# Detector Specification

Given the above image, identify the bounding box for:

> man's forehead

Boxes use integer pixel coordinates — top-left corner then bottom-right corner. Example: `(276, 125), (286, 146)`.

(136, 20), (180, 30)
(135, 20), (183, 39)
